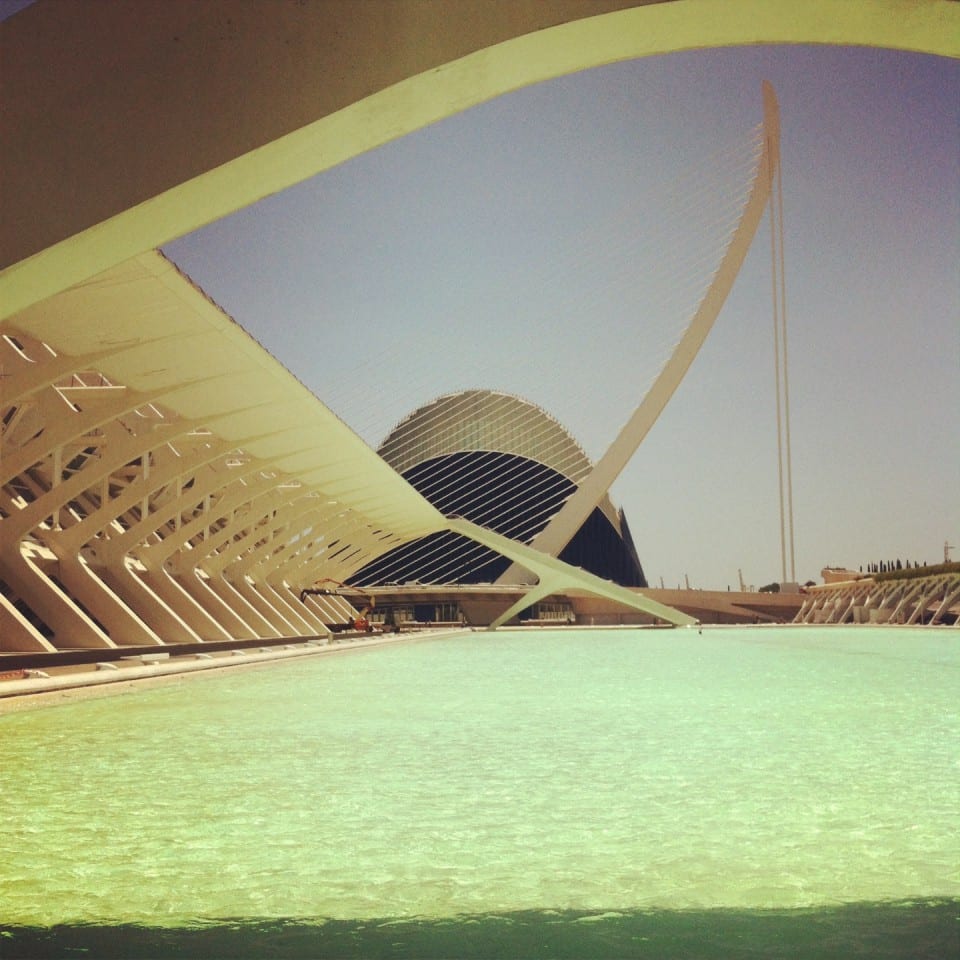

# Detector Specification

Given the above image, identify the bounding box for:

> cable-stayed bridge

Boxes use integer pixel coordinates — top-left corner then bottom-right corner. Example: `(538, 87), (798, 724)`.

(347, 82), (793, 627)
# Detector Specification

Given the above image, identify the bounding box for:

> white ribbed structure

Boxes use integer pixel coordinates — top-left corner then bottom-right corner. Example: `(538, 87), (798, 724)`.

(379, 390), (593, 484)
(0, 253), (448, 651)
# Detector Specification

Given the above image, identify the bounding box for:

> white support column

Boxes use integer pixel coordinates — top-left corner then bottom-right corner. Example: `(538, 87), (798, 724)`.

(54, 555), (163, 646)
(0, 590), (56, 652)
(171, 569), (258, 640)
(929, 578), (960, 626)
(206, 574), (281, 638)
(0, 543), (114, 648)
(229, 576), (301, 636)
(97, 560), (202, 644)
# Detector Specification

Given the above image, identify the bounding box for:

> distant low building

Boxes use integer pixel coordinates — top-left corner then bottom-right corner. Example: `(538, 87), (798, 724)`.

(821, 567), (867, 584)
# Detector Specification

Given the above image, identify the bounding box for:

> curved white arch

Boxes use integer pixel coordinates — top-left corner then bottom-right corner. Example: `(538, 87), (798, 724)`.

(1, 0), (956, 320)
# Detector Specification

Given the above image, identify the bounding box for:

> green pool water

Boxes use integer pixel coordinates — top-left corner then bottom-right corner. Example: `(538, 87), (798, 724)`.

(1, 626), (957, 957)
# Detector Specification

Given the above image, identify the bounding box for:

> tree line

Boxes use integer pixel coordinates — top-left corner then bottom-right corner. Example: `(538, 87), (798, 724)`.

(860, 559), (925, 574)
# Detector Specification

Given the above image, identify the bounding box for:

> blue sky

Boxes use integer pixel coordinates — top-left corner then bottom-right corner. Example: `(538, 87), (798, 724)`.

(157, 43), (958, 591)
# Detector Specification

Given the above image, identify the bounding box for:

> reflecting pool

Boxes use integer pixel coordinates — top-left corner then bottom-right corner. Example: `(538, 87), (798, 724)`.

(1, 627), (957, 957)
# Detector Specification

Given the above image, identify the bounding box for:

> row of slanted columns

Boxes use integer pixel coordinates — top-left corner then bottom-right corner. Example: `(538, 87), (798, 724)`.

(795, 575), (960, 626)
(0, 331), (381, 652)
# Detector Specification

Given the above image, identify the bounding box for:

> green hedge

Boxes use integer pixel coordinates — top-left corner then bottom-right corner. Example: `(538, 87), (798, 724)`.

(873, 561), (960, 583)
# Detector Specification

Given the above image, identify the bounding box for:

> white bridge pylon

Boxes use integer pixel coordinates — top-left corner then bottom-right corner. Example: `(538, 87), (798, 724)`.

(497, 82), (782, 585)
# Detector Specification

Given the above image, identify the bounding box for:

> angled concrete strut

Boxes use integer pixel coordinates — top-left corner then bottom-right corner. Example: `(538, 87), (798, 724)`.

(449, 518), (695, 628)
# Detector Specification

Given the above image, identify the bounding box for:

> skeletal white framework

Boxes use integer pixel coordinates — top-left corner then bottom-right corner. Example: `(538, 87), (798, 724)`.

(0, 251), (696, 651)
(0, 254), (447, 650)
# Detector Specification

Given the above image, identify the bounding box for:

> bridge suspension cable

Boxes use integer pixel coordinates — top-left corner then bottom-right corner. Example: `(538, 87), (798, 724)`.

(495, 81), (784, 584)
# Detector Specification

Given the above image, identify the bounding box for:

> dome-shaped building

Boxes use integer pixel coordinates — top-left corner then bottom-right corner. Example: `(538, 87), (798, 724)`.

(352, 390), (646, 587)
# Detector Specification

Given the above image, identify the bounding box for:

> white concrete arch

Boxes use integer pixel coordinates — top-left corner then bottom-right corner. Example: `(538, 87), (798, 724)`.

(1, 0), (956, 318)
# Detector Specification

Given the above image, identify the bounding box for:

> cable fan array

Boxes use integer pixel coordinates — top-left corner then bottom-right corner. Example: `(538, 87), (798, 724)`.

(328, 120), (764, 462)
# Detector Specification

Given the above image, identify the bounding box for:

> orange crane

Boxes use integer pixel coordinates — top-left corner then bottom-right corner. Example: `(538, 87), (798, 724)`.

(299, 578), (376, 632)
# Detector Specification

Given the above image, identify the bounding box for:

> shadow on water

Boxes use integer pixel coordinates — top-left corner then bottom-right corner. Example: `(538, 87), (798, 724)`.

(1, 900), (956, 960)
